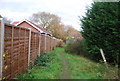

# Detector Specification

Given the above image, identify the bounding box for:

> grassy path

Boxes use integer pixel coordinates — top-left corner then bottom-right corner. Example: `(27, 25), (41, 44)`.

(59, 49), (70, 79)
(17, 47), (118, 79)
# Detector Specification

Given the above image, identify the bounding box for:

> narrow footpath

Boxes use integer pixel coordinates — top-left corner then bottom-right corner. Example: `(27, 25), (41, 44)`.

(59, 49), (71, 79)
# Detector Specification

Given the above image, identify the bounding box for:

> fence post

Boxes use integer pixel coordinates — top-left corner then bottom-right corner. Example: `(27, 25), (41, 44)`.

(100, 49), (107, 63)
(38, 33), (41, 56)
(0, 18), (4, 80)
(28, 28), (31, 67)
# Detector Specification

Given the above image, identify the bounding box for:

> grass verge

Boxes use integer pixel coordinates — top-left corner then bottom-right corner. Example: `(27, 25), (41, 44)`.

(17, 48), (62, 79)
(17, 47), (118, 79)
(64, 52), (118, 79)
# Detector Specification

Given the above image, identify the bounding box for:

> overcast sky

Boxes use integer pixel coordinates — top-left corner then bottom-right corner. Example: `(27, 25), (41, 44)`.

(0, 0), (93, 31)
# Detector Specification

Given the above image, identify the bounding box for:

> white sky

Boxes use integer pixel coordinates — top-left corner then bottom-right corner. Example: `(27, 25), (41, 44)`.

(0, 0), (93, 31)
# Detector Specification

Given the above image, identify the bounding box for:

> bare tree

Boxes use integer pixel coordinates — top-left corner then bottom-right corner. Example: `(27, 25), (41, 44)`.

(30, 12), (67, 40)
(30, 12), (61, 29)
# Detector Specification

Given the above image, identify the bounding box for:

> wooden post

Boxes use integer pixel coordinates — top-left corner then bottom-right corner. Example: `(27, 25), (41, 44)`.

(100, 48), (110, 74)
(28, 28), (31, 67)
(38, 33), (41, 56)
(0, 18), (4, 80)
(100, 49), (107, 63)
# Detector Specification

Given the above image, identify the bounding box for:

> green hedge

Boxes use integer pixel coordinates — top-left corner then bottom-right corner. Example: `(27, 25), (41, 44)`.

(80, 2), (119, 64)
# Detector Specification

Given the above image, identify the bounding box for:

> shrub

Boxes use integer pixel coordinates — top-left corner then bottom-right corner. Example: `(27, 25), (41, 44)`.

(65, 39), (86, 56)
(34, 53), (50, 66)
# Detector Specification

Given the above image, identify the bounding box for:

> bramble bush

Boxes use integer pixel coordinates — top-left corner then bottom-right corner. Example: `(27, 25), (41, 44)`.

(34, 53), (50, 66)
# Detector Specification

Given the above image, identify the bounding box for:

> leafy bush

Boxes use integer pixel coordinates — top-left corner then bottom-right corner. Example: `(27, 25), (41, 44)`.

(65, 39), (86, 56)
(34, 53), (50, 66)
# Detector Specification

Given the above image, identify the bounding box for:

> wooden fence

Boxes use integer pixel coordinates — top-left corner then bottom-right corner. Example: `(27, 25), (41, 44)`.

(0, 18), (61, 79)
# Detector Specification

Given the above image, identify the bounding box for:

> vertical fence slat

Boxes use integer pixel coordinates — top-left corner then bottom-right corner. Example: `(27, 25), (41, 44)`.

(28, 28), (31, 67)
(0, 18), (4, 80)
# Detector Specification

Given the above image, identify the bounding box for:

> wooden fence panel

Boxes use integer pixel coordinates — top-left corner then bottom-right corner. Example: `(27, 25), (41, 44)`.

(30, 32), (39, 64)
(18, 28), (29, 74)
(3, 25), (12, 79)
(19, 28), (26, 74)
(51, 37), (54, 50)
(49, 37), (51, 51)
(35, 33), (39, 57)
(48, 36), (51, 53)
(3, 25), (30, 79)
(11, 27), (19, 78)
(40, 34), (45, 54)
(0, 22), (61, 79)
(46, 36), (49, 53)
(30, 32), (35, 63)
